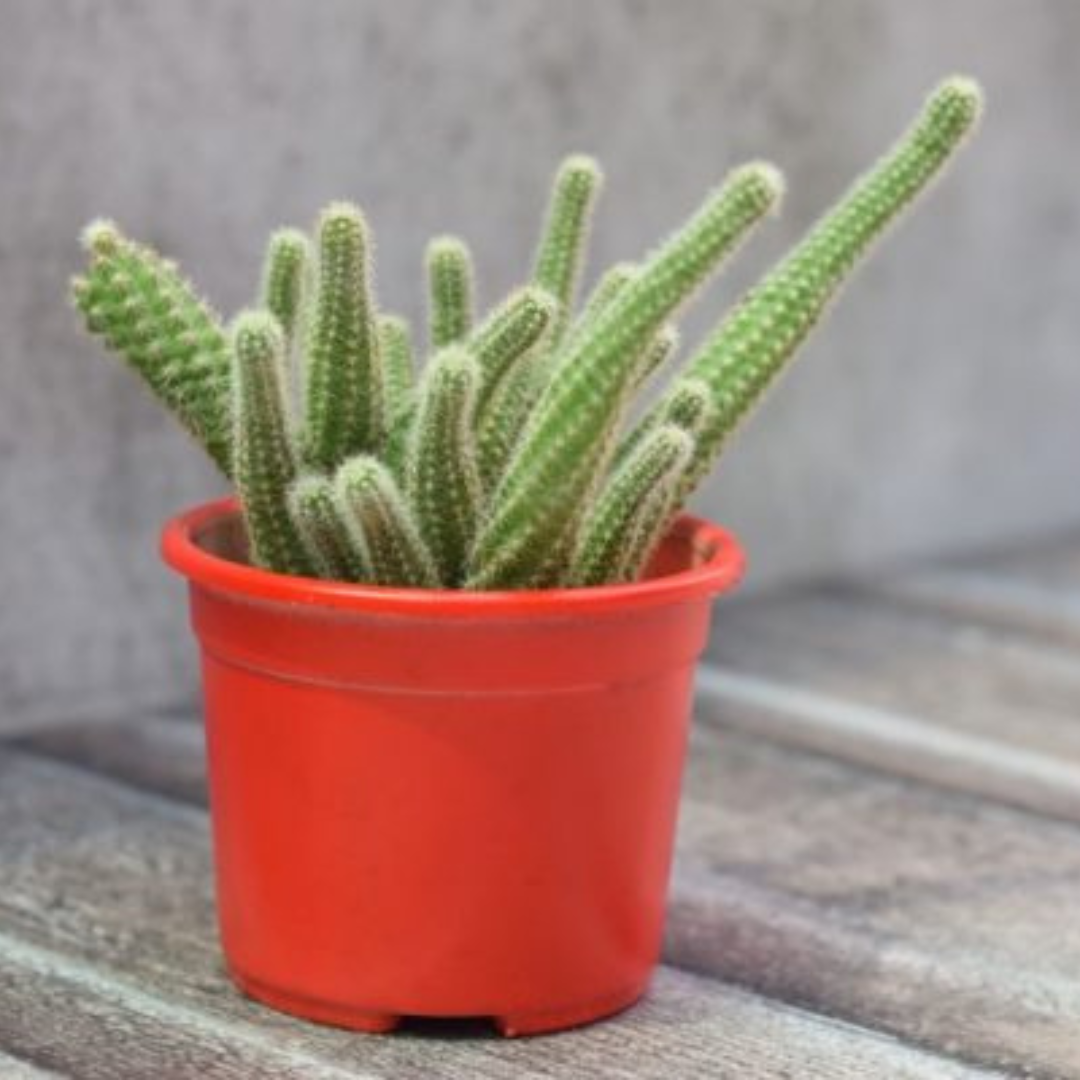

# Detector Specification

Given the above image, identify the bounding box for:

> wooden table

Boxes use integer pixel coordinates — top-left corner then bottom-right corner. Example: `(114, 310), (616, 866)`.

(3, 533), (1080, 1078)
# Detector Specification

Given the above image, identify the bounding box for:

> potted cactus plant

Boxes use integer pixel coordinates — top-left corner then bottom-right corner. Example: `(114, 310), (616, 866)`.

(73, 77), (982, 1036)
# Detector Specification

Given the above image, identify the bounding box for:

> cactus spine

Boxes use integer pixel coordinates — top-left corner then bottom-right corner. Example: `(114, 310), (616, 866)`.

(72, 221), (234, 476)
(230, 311), (315, 576)
(302, 203), (384, 471)
(427, 236), (475, 348)
(75, 76), (983, 591)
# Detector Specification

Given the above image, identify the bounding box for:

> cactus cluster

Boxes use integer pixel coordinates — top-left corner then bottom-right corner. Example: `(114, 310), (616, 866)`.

(73, 77), (982, 590)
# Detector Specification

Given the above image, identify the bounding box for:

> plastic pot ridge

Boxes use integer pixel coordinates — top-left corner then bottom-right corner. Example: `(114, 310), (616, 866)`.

(162, 497), (744, 1036)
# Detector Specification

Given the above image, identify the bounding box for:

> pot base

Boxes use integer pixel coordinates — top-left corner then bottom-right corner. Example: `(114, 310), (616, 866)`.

(229, 966), (647, 1038)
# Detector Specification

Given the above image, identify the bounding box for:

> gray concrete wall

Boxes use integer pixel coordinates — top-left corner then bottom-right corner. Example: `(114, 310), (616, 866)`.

(2, 0), (1078, 727)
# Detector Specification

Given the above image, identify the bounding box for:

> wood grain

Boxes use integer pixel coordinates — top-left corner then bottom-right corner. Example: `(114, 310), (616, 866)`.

(670, 724), (1080, 1078)
(0, 748), (994, 1080)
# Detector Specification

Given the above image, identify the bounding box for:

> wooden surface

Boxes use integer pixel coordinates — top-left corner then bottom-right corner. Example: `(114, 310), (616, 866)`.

(4, 533), (1080, 1078)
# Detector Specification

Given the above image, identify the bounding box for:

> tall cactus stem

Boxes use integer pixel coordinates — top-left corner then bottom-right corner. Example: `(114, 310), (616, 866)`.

(378, 314), (416, 427)
(230, 311), (315, 576)
(643, 77), (984, 505)
(427, 236), (475, 348)
(334, 456), (439, 587)
(287, 474), (370, 582)
(468, 161), (783, 589)
(259, 228), (310, 351)
(302, 202), (383, 471)
(72, 221), (233, 476)
(405, 347), (483, 586)
(532, 155), (603, 346)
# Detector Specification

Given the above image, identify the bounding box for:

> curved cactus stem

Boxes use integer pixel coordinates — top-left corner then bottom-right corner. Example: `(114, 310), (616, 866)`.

(532, 155), (603, 347)
(427, 236), (475, 348)
(615, 375), (712, 468)
(578, 262), (637, 325)
(230, 311), (315, 576)
(301, 202), (384, 472)
(378, 314), (416, 427)
(72, 221), (233, 476)
(405, 347), (483, 586)
(631, 324), (679, 394)
(569, 425), (693, 587)
(287, 474), (370, 582)
(384, 287), (555, 479)
(259, 228), (310, 351)
(334, 455), (439, 587)
(645, 77), (984, 507)
(468, 162), (783, 589)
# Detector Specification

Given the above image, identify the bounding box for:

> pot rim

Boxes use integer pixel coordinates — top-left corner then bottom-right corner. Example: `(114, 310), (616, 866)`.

(161, 497), (745, 618)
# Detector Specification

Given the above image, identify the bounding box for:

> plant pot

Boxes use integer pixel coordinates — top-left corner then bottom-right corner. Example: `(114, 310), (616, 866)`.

(162, 497), (744, 1037)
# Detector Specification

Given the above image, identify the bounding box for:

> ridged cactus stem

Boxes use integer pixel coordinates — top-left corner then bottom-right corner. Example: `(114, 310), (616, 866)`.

(427, 236), (475, 348)
(378, 314), (416, 426)
(569, 425), (693, 587)
(384, 287), (555, 477)
(579, 262), (637, 324)
(644, 77), (984, 505)
(334, 456), (439, 587)
(302, 202), (384, 471)
(468, 162), (783, 589)
(259, 228), (310, 351)
(72, 221), (233, 476)
(532, 155), (603, 346)
(287, 474), (370, 582)
(405, 348), (483, 586)
(231, 311), (315, 576)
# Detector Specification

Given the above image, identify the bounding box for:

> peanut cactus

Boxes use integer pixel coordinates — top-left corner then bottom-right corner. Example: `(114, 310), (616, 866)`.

(73, 77), (983, 591)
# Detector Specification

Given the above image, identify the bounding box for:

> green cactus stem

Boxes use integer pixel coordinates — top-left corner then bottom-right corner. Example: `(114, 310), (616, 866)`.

(569, 425), (693, 587)
(72, 221), (233, 476)
(532, 155), (603, 347)
(302, 202), (384, 471)
(259, 228), (310, 351)
(427, 236), (475, 348)
(288, 474), (370, 582)
(468, 161), (783, 589)
(230, 311), (315, 576)
(334, 456), (439, 587)
(378, 314), (416, 426)
(405, 347), (483, 585)
(384, 286), (555, 478)
(636, 77), (984, 505)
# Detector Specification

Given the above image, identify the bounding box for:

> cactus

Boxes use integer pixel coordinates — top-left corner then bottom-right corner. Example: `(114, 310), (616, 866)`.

(288, 474), (369, 582)
(405, 347), (483, 585)
(427, 236), (475, 349)
(467, 161), (784, 589)
(378, 314), (416, 426)
(570, 425), (694, 587)
(259, 228), (310, 352)
(532, 155), (603, 348)
(72, 221), (234, 476)
(230, 311), (315, 576)
(75, 76), (983, 591)
(334, 456), (439, 587)
(302, 202), (384, 471)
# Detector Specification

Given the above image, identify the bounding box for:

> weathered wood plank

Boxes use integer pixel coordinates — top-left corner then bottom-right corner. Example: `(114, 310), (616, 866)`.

(704, 585), (1080, 816)
(0, 1050), (65, 1079)
(670, 724), (1080, 1078)
(0, 749), (993, 1080)
(10, 713), (1077, 1076)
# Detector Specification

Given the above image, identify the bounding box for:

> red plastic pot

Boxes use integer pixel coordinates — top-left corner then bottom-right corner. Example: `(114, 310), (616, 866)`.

(162, 497), (744, 1036)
